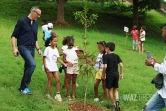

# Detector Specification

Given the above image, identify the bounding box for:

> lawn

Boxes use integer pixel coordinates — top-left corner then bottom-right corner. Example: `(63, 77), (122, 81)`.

(1, 0), (166, 111)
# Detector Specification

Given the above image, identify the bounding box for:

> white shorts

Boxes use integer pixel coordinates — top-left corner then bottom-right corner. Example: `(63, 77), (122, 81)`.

(67, 63), (79, 74)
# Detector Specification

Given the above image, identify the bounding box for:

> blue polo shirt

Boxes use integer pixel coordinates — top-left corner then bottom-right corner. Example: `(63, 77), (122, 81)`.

(11, 16), (38, 46)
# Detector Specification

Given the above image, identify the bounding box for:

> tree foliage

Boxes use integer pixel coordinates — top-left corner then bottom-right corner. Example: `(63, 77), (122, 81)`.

(74, 6), (98, 107)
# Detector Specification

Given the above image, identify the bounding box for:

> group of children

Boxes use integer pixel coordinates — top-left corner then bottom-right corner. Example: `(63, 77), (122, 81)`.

(128, 25), (146, 53)
(41, 19), (124, 110)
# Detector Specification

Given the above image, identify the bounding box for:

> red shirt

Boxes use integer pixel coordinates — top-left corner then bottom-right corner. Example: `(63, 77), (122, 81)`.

(131, 30), (139, 40)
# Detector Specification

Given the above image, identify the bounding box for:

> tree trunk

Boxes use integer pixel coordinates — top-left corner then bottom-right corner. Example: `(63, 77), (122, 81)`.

(56, 0), (67, 25)
(133, 0), (138, 26)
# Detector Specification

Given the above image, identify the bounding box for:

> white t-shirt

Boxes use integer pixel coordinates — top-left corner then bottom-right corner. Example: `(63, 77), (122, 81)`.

(61, 45), (68, 51)
(140, 31), (146, 41)
(62, 45), (78, 51)
(154, 57), (166, 98)
(63, 48), (78, 64)
(42, 24), (48, 33)
(43, 47), (60, 72)
(95, 53), (104, 69)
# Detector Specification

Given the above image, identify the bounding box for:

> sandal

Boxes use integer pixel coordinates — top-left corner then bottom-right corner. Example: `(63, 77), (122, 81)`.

(68, 96), (72, 101)
(72, 96), (75, 100)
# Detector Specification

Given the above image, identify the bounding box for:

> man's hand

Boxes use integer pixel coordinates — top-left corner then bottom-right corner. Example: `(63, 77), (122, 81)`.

(145, 59), (155, 66)
(13, 48), (19, 57)
(38, 49), (43, 56)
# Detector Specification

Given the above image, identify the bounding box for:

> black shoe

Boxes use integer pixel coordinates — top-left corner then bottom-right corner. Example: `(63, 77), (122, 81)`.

(108, 104), (116, 110)
(115, 101), (120, 111)
(59, 65), (63, 73)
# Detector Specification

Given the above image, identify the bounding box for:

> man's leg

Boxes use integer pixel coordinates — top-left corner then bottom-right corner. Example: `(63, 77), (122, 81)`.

(143, 92), (165, 111)
(18, 46), (36, 90)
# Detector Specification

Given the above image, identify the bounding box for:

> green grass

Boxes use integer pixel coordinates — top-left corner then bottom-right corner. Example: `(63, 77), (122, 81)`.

(1, 0), (166, 111)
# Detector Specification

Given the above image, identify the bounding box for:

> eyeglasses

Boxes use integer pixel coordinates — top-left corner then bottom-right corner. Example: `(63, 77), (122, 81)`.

(34, 11), (41, 16)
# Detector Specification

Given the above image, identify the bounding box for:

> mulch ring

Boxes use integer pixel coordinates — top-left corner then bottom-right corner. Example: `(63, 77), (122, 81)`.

(69, 102), (104, 111)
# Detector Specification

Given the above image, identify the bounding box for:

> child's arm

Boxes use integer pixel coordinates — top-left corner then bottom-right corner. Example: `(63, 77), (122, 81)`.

(63, 54), (73, 66)
(119, 62), (124, 80)
(101, 64), (107, 80)
(57, 57), (67, 67)
(60, 49), (64, 56)
(43, 56), (49, 72)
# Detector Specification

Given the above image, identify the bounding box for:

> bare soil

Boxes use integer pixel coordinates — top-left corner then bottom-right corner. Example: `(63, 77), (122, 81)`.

(69, 102), (104, 111)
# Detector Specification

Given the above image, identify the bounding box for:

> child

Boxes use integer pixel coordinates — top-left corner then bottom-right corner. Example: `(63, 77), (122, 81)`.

(60, 36), (79, 89)
(94, 41), (107, 102)
(43, 35), (67, 102)
(138, 26), (146, 53)
(63, 36), (79, 100)
(44, 23), (57, 47)
(102, 42), (123, 110)
(41, 19), (48, 33)
(129, 25), (139, 51)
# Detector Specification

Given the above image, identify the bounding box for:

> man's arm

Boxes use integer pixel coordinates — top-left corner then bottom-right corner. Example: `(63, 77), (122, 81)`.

(11, 37), (19, 57)
(154, 63), (166, 75)
(145, 59), (166, 75)
(36, 41), (42, 56)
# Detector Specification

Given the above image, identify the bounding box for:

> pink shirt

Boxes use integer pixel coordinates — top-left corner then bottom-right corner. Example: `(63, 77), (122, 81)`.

(131, 30), (139, 40)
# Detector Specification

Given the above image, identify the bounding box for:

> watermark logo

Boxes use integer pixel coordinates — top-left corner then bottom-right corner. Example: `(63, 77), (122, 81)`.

(123, 94), (153, 102)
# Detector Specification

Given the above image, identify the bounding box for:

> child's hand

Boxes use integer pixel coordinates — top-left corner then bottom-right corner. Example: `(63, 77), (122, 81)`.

(67, 62), (73, 67)
(44, 66), (49, 72)
(119, 74), (123, 80)
(64, 64), (67, 67)
(101, 74), (106, 80)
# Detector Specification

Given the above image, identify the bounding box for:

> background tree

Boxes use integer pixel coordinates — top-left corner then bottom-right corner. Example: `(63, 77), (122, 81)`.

(55, 0), (68, 25)
(133, 0), (161, 25)
(89, 0), (160, 25)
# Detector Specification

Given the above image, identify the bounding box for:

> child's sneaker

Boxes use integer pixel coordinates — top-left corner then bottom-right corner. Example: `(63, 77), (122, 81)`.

(46, 94), (52, 99)
(115, 101), (120, 111)
(20, 88), (33, 95)
(54, 94), (62, 102)
(94, 98), (99, 102)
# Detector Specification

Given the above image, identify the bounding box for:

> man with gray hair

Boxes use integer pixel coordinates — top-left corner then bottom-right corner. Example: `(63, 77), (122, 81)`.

(143, 25), (166, 110)
(11, 6), (42, 95)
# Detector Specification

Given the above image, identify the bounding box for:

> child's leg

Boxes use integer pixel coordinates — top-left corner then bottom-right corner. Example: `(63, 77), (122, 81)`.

(53, 72), (60, 93)
(113, 88), (119, 101)
(46, 72), (53, 94)
(109, 88), (115, 105)
(136, 40), (138, 50)
(138, 41), (141, 53)
(66, 74), (72, 97)
(94, 79), (101, 98)
(102, 80), (107, 100)
(132, 40), (135, 50)
(63, 70), (67, 88)
(72, 74), (77, 97)
(142, 43), (144, 53)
